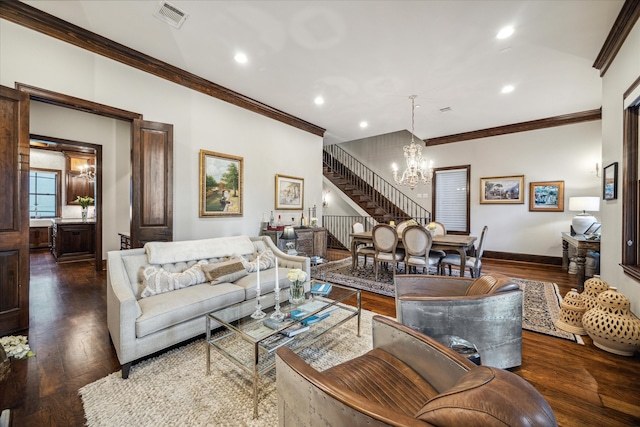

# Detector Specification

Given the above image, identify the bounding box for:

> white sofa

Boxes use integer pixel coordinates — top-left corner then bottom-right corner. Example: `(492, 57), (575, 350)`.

(107, 235), (310, 378)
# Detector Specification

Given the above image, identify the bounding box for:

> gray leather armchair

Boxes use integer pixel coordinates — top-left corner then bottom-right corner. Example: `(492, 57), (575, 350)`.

(276, 316), (556, 426)
(395, 273), (523, 369)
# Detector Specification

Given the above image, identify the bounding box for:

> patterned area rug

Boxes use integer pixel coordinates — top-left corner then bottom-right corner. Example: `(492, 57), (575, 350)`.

(313, 258), (583, 344)
(80, 312), (375, 426)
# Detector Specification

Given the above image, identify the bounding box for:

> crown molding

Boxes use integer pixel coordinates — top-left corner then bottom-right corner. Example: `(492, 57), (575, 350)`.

(0, 0), (325, 137)
(424, 109), (601, 146)
(593, 0), (640, 77)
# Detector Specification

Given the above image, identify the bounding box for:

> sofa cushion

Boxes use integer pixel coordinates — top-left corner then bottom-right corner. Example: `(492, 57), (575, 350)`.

(136, 283), (245, 338)
(202, 257), (248, 284)
(145, 235), (255, 264)
(243, 249), (277, 273)
(121, 253), (151, 298)
(234, 267), (289, 300)
(140, 261), (208, 298)
(416, 366), (557, 426)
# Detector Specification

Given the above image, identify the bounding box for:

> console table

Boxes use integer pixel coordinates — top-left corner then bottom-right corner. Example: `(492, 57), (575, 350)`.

(561, 232), (600, 290)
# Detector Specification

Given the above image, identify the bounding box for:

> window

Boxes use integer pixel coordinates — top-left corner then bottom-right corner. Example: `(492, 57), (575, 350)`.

(621, 79), (640, 282)
(433, 165), (470, 234)
(29, 169), (61, 218)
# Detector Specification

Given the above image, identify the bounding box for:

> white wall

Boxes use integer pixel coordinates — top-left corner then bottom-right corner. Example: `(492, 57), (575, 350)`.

(338, 121), (602, 257)
(1, 20), (324, 257)
(600, 19), (640, 313)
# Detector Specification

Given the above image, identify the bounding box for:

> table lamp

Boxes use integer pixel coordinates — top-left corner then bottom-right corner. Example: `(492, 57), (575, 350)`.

(280, 226), (298, 255)
(569, 196), (600, 235)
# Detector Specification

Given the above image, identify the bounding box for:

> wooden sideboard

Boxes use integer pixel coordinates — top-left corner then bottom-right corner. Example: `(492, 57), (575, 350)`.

(51, 220), (96, 262)
(29, 226), (51, 250)
(261, 227), (327, 258)
(561, 232), (600, 289)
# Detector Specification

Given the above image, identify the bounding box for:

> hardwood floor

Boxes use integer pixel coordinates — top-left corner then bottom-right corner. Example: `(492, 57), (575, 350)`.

(1, 250), (638, 426)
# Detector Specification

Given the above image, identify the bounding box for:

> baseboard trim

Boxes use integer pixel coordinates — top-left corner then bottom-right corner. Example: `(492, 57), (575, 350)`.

(483, 250), (562, 266)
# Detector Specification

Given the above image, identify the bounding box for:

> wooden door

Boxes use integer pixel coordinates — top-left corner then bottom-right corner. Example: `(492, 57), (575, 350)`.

(131, 119), (173, 248)
(0, 85), (30, 335)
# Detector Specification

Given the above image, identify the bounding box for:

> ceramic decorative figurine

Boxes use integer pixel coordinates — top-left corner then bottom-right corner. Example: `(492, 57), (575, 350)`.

(556, 288), (587, 335)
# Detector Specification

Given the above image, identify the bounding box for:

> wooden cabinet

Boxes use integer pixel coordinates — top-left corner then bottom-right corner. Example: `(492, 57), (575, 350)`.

(51, 221), (95, 262)
(261, 227), (327, 258)
(29, 227), (51, 250)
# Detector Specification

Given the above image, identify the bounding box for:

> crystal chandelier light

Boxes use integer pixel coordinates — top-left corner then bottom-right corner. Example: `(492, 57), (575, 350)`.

(391, 95), (433, 190)
(78, 164), (96, 181)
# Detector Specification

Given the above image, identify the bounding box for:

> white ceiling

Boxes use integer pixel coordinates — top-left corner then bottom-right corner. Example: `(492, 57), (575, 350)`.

(24, 0), (623, 145)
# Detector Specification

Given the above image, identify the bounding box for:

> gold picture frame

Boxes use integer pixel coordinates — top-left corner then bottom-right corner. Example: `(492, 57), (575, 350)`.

(275, 174), (304, 210)
(480, 175), (524, 204)
(199, 150), (243, 217)
(529, 180), (564, 212)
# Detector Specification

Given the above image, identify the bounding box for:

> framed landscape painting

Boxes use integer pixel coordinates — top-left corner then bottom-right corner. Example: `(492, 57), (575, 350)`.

(275, 174), (304, 210)
(199, 150), (243, 217)
(480, 175), (524, 204)
(529, 181), (564, 212)
(603, 162), (617, 200)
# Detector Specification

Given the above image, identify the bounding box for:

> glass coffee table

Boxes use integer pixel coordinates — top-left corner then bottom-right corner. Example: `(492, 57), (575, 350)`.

(205, 280), (361, 418)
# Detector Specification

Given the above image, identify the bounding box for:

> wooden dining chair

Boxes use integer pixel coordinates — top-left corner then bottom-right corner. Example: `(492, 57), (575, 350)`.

(428, 221), (447, 260)
(402, 225), (442, 274)
(372, 224), (404, 281)
(440, 226), (488, 278)
(351, 221), (375, 269)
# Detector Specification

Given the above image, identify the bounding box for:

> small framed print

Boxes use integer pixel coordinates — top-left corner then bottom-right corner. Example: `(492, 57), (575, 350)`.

(275, 174), (304, 210)
(529, 181), (564, 212)
(199, 150), (243, 217)
(480, 175), (524, 204)
(603, 162), (618, 200)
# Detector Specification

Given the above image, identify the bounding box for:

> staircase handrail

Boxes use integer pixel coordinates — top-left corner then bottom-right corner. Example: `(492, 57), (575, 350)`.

(323, 144), (431, 221)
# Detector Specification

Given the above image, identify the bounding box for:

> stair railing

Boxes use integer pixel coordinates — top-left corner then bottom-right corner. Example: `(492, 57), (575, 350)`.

(323, 144), (431, 221)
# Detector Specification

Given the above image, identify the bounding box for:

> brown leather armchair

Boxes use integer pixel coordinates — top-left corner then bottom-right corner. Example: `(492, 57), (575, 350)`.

(395, 273), (523, 369)
(276, 316), (556, 426)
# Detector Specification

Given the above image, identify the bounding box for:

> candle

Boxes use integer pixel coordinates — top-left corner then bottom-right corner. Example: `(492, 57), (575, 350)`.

(274, 257), (279, 292)
(256, 255), (260, 291)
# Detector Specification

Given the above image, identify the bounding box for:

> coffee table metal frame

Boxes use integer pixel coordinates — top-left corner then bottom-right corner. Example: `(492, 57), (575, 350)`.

(205, 280), (361, 418)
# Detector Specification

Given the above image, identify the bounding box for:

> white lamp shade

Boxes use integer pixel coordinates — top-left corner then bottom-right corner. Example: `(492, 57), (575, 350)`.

(569, 196), (600, 212)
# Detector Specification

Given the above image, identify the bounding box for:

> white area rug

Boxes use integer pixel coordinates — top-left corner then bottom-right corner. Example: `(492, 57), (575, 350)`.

(80, 311), (375, 426)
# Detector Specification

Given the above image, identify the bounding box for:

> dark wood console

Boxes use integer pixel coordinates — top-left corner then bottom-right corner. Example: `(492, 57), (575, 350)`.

(51, 219), (96, 262)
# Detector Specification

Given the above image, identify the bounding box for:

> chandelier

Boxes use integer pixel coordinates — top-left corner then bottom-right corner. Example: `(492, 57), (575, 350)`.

(78, 164), (96, 181)
(392, 95), (433, 190)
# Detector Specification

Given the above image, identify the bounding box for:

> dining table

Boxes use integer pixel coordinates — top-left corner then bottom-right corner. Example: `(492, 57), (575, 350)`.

(350, 231), (477, 277)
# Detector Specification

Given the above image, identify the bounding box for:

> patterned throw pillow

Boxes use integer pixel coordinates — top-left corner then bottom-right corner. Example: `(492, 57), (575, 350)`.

(201, 257), (248, 285)
(242, 249), (276, 273)
(140, 260), (207, 298)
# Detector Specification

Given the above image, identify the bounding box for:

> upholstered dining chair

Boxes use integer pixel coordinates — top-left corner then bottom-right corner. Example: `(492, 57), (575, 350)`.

(372, 224), (404, 281)
(427, 221), (447, 260)
(394, 219), (412, 236)
(402, 225), (442, 274)
(351, 221), (376, 269)
(440, 225), (488, 278)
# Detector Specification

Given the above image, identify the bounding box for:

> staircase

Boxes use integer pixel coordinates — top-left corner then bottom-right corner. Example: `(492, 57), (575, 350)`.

(323, 145), (431, 223)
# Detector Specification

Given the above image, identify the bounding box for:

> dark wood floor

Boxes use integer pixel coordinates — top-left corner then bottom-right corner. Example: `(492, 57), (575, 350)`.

(1, 250), (639, 426)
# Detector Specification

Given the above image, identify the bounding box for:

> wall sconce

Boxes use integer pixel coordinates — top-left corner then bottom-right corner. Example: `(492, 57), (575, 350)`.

(322, 190), (330, 208)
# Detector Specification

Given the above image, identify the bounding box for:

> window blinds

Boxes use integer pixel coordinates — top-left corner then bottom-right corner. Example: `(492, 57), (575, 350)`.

(435, 168), (468, 232)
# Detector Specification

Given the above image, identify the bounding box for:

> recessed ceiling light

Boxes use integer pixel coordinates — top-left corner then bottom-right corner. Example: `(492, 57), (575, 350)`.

(501, 85), (515, 94)
(497, 26), (514, 39)
(314, 96), (324, 105)
(359, 121), (368, 128)
(234, 52), (248, 64)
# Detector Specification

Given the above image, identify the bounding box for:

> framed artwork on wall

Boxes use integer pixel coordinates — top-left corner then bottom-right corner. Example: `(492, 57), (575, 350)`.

(529, 181), (564, 212)
(275, 174), (304, 210)
(603, 162), (618, 200)
(479, 175), (524, 204)
(199, 150), (243, 217)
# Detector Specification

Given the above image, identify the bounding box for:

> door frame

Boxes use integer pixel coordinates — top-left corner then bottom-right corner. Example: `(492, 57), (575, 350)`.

(17, 83), (142, 270)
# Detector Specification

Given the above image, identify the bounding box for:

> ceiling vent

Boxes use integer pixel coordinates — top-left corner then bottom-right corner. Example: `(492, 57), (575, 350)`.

(439, 107), (452, 113)
(154, 1), (188, 29)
